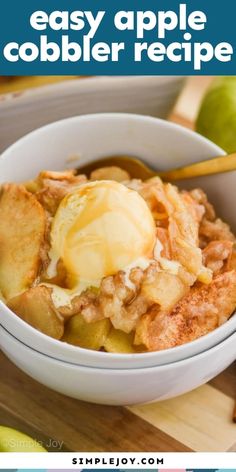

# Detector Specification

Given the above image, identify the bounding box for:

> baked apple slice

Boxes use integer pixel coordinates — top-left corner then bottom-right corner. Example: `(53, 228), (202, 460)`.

(0, 184), (46, 300)
(8, 285), (64, 339)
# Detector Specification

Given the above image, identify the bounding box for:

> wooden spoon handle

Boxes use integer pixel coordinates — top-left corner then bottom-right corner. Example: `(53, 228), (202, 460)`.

(158, 153), (236, 181)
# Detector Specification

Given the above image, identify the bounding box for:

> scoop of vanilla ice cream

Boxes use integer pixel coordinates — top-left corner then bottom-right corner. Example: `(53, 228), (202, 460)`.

(50, 180), (156, 288)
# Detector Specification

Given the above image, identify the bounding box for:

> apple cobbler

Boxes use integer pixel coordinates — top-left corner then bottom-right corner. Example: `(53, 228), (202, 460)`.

(1, 165), (236, 353)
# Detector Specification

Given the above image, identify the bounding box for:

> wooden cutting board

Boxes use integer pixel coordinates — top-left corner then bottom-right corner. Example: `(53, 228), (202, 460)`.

(0, 352), (235, 452)
(0, 77), (235, 453)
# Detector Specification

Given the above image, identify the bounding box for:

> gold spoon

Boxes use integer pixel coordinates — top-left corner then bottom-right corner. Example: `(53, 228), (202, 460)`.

(77, 153), (236, 181)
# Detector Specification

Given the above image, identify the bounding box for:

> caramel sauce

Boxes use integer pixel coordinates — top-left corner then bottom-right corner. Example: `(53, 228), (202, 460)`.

(51, 180), (156, 289)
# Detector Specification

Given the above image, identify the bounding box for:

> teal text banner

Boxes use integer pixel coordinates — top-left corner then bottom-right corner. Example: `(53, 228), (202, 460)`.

(0, 0), (236, 75)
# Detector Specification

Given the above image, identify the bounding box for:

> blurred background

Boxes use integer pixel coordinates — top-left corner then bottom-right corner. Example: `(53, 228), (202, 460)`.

(0, 75), (234, 155)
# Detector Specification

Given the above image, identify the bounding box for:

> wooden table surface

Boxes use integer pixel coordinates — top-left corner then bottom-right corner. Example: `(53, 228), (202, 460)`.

(0, 77), (236, 453)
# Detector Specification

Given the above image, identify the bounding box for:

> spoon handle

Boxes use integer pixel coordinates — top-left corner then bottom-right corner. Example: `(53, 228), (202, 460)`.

(158, 153), (236, 181)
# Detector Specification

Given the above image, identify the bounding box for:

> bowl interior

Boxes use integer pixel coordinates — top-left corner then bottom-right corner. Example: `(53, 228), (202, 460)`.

(0, 113), (235, 369)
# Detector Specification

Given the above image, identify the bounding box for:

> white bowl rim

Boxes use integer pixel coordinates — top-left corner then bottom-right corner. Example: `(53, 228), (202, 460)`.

(1, 112), (235, 366)
(0, 112), (224, 165)
(1, 323), (235, 373)
(1, 300), (236, 363)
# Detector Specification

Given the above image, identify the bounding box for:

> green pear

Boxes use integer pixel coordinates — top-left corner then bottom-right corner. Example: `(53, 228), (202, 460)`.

(0, 426), (47, 452)
(196, 77), (236, 153)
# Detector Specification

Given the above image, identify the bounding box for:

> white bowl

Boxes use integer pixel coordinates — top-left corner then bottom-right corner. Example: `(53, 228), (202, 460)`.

(0, 325), (235, 405)
(1, 302), (235, 369)
(0, 113), (236, 370)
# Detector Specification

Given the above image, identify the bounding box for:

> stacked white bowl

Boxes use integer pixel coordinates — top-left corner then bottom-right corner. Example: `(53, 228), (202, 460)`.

(0, 114), (235, 405)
